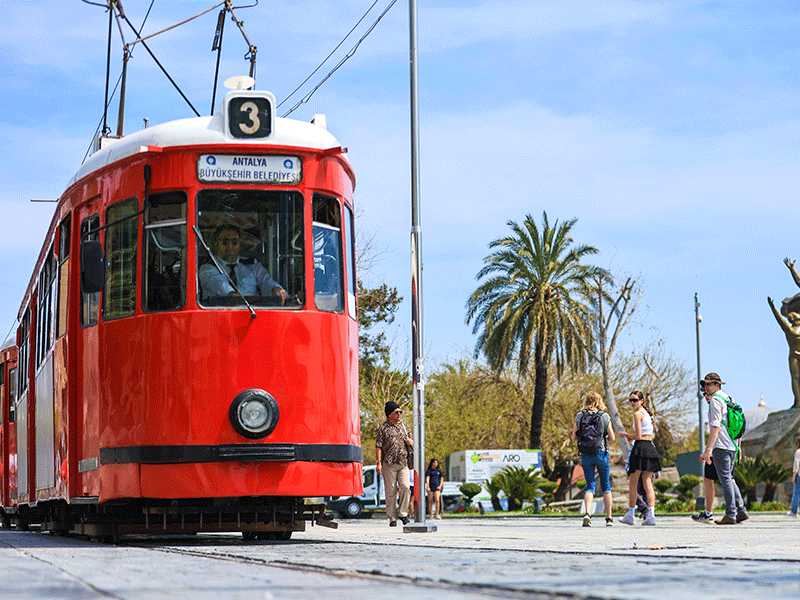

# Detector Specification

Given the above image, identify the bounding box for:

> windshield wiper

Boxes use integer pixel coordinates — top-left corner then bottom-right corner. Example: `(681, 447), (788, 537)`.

(192, 225), (256, 319)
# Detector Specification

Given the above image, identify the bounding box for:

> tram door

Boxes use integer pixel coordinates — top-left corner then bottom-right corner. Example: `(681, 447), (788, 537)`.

(0, 353), (14, 506)
(34, 244), (57, 494)
(16, 310), (30, 501)
(77, 209), (101, 495)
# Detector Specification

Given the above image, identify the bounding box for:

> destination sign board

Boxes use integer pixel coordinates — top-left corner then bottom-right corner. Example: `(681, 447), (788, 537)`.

(197, 154), (302, 184)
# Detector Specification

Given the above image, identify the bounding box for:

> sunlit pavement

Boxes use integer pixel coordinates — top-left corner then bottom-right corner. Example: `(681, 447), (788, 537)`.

(1, 514), (798, 599)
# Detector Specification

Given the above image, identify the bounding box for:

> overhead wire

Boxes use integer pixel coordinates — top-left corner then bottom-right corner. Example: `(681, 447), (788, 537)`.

(82, 0), (156, 164)
(83, 0), (395, 147)
(277, 0), (382, 110)
(280, 0), (399, 117)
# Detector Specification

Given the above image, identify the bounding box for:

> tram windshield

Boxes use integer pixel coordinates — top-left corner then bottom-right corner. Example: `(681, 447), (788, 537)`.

(196, 190), (303, 308)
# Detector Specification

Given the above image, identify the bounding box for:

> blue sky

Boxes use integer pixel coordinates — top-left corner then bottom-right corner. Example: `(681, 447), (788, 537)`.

(1, 1), (799, 413)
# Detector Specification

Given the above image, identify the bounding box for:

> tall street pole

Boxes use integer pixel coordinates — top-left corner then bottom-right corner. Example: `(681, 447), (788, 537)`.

(406, 0), (435, 533)
(695, 293), (704, 478)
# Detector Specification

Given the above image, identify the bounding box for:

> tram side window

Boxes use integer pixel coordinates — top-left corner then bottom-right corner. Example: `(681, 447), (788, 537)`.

(7, 366), (15, 423)
(144, 192), (187, 312)
(18, 310), (30, 397)
(343, 204), (357, 319)
(313, 195), (344, 313)
(104, 198), (139, 320)
(196, 190), (304, 309)
(36, 246), (56, 368)
(81, 216), (100, 327)
(57, 214), (71, 338)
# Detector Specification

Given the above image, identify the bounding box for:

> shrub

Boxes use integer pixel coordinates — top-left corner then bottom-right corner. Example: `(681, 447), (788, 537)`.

(750, 501), (788, 512)
(735, 455), (764, 507)
(459, 482), (482, 501)
(663, 500), (693, 513)
(539, 481), (558, 508)
(760, 459), (793, 503)
(654, 478), (674, 493)
(676, 474), (702, 501)
(483, 474), (504, 511)
(495, 466), (543, 511)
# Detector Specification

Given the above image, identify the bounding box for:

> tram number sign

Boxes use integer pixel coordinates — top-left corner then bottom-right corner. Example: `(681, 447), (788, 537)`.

(228, 96), (272, 138)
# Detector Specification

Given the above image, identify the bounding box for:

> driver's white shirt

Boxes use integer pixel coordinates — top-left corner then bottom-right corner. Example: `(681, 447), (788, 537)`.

(199, 256), (282, 297)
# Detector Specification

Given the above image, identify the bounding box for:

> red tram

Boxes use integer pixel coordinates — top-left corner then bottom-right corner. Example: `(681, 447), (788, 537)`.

(1, 89), (361, 540)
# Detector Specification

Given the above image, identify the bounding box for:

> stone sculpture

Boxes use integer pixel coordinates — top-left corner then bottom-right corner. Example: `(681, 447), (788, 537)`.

(768, 258), (800, 409)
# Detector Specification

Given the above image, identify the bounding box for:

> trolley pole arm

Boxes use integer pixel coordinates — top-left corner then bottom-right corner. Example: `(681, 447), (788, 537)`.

(225, 0), (258, 81)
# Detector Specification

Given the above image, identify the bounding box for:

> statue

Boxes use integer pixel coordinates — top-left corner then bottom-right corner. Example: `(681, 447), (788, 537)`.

(768, 258), (800, 409)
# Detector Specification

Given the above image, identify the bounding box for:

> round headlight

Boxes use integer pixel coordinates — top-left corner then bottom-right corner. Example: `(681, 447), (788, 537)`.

(229, 389), (279, 439)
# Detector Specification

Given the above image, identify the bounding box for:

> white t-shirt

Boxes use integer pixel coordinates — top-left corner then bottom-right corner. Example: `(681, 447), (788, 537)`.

(708, 391), (736, 452)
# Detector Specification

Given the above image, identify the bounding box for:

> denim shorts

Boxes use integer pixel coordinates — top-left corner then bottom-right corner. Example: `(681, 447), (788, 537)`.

(580, 451), (611, 494)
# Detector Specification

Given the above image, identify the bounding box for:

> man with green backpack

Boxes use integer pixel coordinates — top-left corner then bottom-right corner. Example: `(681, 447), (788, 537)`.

(698, 372), (749, 525)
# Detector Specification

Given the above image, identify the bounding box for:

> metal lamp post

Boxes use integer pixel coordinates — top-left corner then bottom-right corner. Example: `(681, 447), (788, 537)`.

(405, 0), (435, 533)
(695, 293), (705, 480)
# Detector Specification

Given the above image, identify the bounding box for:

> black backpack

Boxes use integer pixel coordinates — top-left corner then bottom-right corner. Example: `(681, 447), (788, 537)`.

(576, 410), (604, 455)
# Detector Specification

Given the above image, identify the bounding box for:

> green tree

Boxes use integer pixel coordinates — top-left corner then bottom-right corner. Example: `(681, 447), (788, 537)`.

(483, 474), (505, 511)
(495, 466), (543, 511)
(424, 360), (530, 460)
(356, 279), (409, 464)
(466, 212), (606, 450)
(735, 455), (763, 507)
(760, 457), (792, 503)
(357, 281), (401, 378)
(567, 274), (641, 456)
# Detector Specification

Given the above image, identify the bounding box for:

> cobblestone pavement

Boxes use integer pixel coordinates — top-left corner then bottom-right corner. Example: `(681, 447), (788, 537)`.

(1, 514), (798, 599)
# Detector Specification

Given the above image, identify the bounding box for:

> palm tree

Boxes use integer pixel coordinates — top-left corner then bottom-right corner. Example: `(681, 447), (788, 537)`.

(466, 212), (606, 450)
(760, 457), (792, 503)
(734, 455), (763, 507)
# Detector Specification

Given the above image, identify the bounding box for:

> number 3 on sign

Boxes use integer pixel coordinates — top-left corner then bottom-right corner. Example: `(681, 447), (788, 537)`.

(227, 96), (272, 138)
(238, 101), (260, 135)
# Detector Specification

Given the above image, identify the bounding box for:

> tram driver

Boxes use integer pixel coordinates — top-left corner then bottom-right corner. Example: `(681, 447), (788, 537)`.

(199, 224), (288, 304)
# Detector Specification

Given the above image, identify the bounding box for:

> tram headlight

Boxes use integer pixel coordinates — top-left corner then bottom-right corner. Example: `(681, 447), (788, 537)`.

(229, 389), (279, 439)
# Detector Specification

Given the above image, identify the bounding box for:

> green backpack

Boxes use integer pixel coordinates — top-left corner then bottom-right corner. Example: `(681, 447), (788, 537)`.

(714, 393), (746, 441)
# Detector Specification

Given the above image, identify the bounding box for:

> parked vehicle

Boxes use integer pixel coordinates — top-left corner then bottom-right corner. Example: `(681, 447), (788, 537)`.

(327, 465), (462, 518)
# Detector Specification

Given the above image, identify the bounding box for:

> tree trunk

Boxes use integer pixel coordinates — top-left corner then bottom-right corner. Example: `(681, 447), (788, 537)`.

(552, 463), (574, 502)
(744, 487), (757, 508)
(601, 362), (629, 456)
(529, 358), (549, 450)
(762, 484), (777, 503)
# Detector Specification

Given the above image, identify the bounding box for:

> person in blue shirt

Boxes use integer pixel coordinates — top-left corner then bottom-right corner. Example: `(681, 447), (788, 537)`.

(199, 224), (287, 303)
(425, 458), (444, 519)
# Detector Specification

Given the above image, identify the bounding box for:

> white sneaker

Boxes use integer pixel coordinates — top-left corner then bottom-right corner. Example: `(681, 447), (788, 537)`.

(619, 513), (635, 525)
(642, 514), (656, 526)
(582, 514), (591, 527)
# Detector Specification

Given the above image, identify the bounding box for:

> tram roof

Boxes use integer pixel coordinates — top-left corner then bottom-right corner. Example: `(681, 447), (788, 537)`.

(1, 334), (14, 352)
(70, 109), (345, 187)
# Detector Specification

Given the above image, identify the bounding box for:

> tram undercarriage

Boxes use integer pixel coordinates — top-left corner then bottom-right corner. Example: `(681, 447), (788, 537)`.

(2, 496), (337, 543)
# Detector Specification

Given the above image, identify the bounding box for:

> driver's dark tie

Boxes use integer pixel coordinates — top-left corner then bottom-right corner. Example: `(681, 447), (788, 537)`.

(227, 263), (237, 285)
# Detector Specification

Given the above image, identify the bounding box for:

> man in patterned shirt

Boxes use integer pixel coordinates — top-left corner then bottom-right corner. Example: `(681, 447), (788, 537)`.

(375, 401), (413, 526)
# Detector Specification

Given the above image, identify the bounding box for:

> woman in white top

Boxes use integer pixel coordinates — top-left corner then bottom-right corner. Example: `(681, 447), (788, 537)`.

(617, 390), (661, 526)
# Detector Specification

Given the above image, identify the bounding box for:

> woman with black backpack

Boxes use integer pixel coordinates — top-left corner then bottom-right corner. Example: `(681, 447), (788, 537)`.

(571, 391), (616, 527)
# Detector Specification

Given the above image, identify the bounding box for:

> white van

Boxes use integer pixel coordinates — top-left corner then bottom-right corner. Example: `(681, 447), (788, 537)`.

(326, 465), (461, 518)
